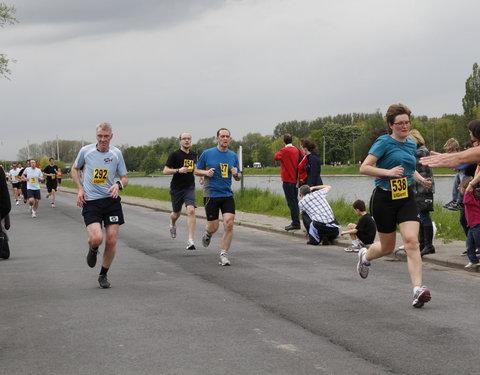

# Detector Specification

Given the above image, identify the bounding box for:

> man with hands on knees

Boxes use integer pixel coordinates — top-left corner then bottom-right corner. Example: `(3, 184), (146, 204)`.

(72, 122), (128, 289)
(195, 128), (242, 266)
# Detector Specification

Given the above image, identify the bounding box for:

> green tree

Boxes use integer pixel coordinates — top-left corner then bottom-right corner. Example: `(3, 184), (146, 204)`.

(462, 62), (480, 121)
(141, 150), (160, 175)
(1, 3), (18, 79)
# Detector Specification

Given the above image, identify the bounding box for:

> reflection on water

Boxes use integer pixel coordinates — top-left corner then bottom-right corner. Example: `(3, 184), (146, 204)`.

(130, 175), (455, 204)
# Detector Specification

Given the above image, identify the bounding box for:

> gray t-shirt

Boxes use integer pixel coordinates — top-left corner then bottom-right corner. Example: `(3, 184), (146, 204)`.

(74, 144), (127, 201)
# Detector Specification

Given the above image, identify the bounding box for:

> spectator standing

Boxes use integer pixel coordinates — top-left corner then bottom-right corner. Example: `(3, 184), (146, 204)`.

(300, 138), (323, 186)
(460, 177), (480, 269)
(442, 138), (462, 210)
(274, 134), (302, 231)
(409, 129), (436, 256)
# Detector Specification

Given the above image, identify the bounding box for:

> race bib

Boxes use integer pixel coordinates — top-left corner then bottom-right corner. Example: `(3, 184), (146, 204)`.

(390, 177), (408, 200)
(51, 175), (56, 180)
(92, 168), (108, 185)
(29, 177), (37, 184)
(14, 176), (20, 181)
(220, 163), (229, 178)
(184, 159), (194, 172)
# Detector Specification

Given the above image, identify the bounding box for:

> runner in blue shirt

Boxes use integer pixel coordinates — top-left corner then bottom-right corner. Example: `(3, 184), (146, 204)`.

(72, 122), (128, 289)
(358, 104), (433, 308)
(195, 128), (242, 266)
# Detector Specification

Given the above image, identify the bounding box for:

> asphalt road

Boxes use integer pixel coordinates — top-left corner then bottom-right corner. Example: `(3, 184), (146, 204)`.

(1, 191), (479, 375)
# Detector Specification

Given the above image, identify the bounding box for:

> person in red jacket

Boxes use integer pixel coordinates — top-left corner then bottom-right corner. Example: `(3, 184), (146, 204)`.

(274, 134), (302, 230)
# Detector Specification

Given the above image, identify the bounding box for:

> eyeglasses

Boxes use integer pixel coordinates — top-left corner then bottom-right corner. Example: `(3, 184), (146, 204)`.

(181, 137), (192, 141)
(393, 121), (411, 126)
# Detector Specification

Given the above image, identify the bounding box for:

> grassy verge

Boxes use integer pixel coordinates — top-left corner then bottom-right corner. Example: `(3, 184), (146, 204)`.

(61, 180), (465, 241)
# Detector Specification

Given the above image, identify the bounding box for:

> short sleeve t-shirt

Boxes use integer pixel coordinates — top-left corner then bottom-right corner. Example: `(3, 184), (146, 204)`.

(368, 134), (416, 190)
(165, 149), (197, 190)
(8, 168), (21, 184)
(24, 167), (43, 190)
(356, 213), (376, 245)
(196, 147), (240, 198)
(43, 165), (59, 182)
(74, 144), (128, 201)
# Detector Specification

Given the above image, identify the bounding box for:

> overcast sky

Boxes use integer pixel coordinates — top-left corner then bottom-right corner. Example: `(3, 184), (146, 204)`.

(0, 0), (478, 160)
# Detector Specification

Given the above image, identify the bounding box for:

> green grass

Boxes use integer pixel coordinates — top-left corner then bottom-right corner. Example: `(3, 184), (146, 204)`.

(61, 180), (466, 241)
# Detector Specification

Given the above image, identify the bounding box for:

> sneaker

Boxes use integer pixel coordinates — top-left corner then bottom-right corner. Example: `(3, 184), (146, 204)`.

(86, 247), (98, 268)
(46, 193), (50, 199)
(476, 249), (480, 255)
(461, 250), (467, 256)
(357, 247), (370, 279)
(219, 253), (231, 266)
(31, 210), (37, 218)
(344, 245), (361, 253)
(202, 232), (212, 248)
(169, 226), (176, 239)
(412, 286), (431, 308)
(98, 275), (111, 289)
(15, 200), (19, 206)
(186, 240), (196, 250)
(442, 200), (456, 209)
(51, 203), (55, 208)
(464, 262), (480, 269)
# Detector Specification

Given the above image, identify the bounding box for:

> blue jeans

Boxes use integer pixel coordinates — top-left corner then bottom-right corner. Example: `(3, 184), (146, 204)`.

(419, 211), (432, 227)
(282, 182), (300, 227)
(466, 224), (480, 264)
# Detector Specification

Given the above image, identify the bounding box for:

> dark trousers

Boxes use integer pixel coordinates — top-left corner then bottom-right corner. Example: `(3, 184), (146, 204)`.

(282, 182), (300, 227)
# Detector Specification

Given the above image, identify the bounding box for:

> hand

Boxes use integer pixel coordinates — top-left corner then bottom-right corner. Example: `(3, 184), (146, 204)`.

(178, 166), (188, 174)
(107, 183), (120, 199)
(388, 166), (404, 178)
(231, 167), (238, 176)
(76, 189), (87, 207)
(3, 214), (10, 230)
(206, 168), (215, 177)
(422, 178), (433, 189)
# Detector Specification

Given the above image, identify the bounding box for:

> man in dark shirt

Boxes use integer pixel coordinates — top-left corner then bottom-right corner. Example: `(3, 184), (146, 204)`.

(341, 199), (377, 252)
(163, 133), (197, 250)
(43, 157), (59, 208)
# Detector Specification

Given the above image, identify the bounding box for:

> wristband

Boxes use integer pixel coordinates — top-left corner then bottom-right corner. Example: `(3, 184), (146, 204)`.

(116, 181), (124, 190)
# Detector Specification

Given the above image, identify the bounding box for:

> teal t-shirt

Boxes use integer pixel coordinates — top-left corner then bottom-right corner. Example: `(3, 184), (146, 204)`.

(368, 134), (416, 190)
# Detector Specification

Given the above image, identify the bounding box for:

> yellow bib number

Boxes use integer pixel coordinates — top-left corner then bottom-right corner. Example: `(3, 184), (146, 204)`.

(220, 163), (229, 178)
(92, 168), (108, 185)
(51, 175), (56, 180)
(184, 159), (194, 172)
(390, 177), (408, 200)
(15, 176), (20, 181)
(29, 177), (37, 184)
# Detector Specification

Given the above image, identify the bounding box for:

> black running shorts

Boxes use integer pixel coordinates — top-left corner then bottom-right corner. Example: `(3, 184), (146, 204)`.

(203, 196), (235, 221)
(370, 186), (419, 233)
(82, 197), (125, 227)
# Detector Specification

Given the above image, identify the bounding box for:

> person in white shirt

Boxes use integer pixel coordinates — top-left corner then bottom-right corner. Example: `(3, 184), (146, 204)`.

(22, 159), (44, 218)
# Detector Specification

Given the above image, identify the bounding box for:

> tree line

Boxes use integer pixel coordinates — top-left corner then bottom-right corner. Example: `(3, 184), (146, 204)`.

(12, 63), (480, 173)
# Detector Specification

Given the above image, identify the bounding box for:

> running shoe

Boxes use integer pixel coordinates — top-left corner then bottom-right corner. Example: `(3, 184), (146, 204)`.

(86, 247), (98, 268)
(357, 247), (370, 279)
(51, 203), (55, 208)
(202, 232), (212, 248)
(461, 250), (467, 256)
(98, 275), (111, 289)
(464, 262), (480, 269)
(31, 210), (37, 218)
(344, 245), (361, 253)
(412, 286), (431, 308)
(186, 240), (196, 250)
(15, 200), (19, 206)
(219, 253), (231, 266)
(46, 194), (50, 199)
(169, 226), (176, 239)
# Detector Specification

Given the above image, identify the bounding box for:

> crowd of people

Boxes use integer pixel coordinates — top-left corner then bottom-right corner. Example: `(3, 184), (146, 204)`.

(2, 110), (480, 307)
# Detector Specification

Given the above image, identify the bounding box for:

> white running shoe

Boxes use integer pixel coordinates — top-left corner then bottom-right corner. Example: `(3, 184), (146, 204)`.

(15, 200), (19, 206)
(465, 262), (480, 269)
(186, 240), (196, 250)
(32, 210), (37, 218)
(357, 247), (370, 279)
(412, 286), (431, 308)
(169, 226), (176, 239)
(219, 253), (231, 266)
(51, 203), (55, 208)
